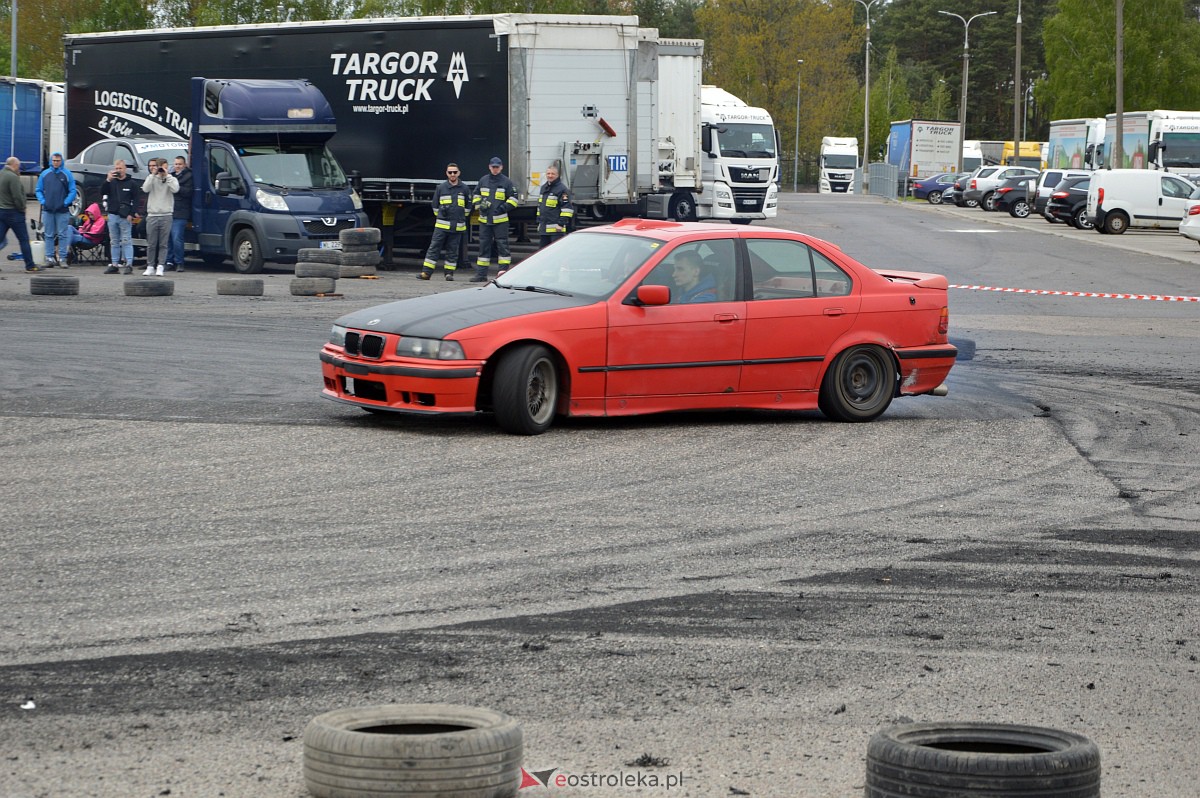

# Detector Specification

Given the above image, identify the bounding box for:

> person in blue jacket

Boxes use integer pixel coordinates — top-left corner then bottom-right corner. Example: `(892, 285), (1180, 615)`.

(35, 153), (77, 268)
(672, 251), (717, 303)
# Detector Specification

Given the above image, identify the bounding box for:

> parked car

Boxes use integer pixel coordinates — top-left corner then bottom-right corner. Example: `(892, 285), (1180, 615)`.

(1045, 176), (1094, 229)
(1086, 169), (1197, 234)
(65, 135), (190, 216)
(1178, 185), (1200, 246)
(946, 175), (977, 208)
(320, 220), (958, 434)
(1034, 168), (1090, 221)
(965, 166), (1039, 211)
(992, 174), (1038, 218)
(913, 172), (967, 204)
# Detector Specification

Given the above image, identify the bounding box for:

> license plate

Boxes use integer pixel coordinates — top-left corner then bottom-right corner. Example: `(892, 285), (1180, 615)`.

(344, 376), (356, 395)
(320, 241), (343, 250)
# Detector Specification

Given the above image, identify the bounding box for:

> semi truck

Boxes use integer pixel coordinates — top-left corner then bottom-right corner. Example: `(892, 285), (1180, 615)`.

(64, 14), (778, 263)
(817, 136), (859, 193)
(2, 78), (66, 192)
(1101, 110), (1200, 174)
(885, 120), (962, 179)
(1047, 118), (1105, 170)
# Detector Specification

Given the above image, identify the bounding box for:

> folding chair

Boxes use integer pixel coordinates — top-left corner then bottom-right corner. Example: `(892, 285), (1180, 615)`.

(69, 233), (110, 265)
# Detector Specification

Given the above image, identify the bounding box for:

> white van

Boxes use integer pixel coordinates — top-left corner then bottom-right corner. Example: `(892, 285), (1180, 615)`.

(1086, 169), (1197, 234)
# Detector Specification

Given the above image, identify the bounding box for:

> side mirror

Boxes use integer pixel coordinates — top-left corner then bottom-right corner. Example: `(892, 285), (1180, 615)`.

(214, 171), (243, 196)
(633, 284), (671, 306)
(701, 125), (714, 156)
(1148, 140), (1162, 165)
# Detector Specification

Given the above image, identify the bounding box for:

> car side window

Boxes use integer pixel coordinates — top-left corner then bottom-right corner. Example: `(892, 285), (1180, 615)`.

(208, 147), (238, 189)
(747, 239), (851, 299)
(86, 141), (115, 166)
(1162, 176), (1192, 199)
(114, 145), (136, 169)
(642, 239), (737, 304)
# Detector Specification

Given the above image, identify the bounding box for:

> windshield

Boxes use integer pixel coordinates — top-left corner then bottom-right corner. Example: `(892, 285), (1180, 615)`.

(237, 143), (348, 189)
(495, 232), (659, 299)
(134, 143), (189, 165)
(714, 123), (776, 159)
(822, 154), (858, 168)
(1161, 132), (1200, 168)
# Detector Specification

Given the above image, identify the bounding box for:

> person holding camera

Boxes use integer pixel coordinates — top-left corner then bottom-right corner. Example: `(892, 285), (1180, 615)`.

(141, 157), (178, 276)
(102, 160), (139, 274)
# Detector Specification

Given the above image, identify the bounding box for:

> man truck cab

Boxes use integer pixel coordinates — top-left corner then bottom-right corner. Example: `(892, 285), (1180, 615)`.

(191, 78), (367, 273)
(818, 136), (860, 194)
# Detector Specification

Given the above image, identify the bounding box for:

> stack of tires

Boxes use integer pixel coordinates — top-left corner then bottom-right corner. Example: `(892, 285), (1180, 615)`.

(337, 227), (382, 278)
(291, 228), (381, 295)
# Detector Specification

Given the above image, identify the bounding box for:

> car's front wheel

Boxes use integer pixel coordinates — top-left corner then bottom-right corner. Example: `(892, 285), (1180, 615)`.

(818, 345), (896, 423)
(231, 229), (264, 274)
(493, 344), (559, 435)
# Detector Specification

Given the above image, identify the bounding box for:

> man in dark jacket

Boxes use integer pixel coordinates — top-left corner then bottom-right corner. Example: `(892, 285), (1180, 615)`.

(35, 152), (77, 268)
(472, 156), (519, 281)
(102, 160), (139, 274)
(419, 163), (471, 281)
(166, 156), (193, 272)
(1, 156), (38, 271)
(536, 164), (573, 249)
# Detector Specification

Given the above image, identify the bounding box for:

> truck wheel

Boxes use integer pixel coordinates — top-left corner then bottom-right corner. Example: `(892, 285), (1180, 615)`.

(232, 229), (264, 274)
(1103, 210), (1129, 234)
(865, 722), (1100, 798)
(667, 193), (696, 222)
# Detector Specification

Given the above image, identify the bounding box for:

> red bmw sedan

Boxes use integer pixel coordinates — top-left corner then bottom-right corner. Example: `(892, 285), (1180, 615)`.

(320, 219), (957, 434)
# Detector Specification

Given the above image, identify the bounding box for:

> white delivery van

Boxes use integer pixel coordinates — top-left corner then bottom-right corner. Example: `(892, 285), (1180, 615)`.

(1086, 169), (1197, 234)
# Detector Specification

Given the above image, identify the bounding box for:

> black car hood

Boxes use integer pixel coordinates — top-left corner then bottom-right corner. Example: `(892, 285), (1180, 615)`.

(334, 285), (593, 338)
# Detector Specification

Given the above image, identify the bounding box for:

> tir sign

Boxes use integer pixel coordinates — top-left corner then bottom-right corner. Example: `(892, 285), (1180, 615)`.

(606, 154), (628, 172)
(288, 108), (315, 119)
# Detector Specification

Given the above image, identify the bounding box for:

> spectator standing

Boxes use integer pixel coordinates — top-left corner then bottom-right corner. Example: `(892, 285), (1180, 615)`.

(35, 152), (77, 268)
(103, 160), (139, 274)
(141, 158), (178, 276)
(418, 163), (471, 281)
(536, 164), (573, 249)
(0, 156), (38, 271)
(166, 155), (192, 272)
(471, 156), (518, 281)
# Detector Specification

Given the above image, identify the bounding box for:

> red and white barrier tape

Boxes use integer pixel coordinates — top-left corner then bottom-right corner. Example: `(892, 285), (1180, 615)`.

(950, 284), (1200, 302)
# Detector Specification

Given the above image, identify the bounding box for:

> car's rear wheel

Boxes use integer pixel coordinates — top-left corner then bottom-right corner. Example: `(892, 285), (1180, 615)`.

(493, 344), (559, 435)
(1073, 206), (1095, 230)
(965, 197), (979, 208)
(1009, 198), (1031, 218)
(981, 191), (997, 211)
(1103, 210), (1129, 234)
(927, 190), (943, 205)
(818, 345), (896, 423)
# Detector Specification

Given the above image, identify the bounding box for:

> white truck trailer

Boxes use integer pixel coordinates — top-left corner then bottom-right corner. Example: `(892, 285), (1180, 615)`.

(818, 136), (859, 193)
(1101, 110), (1200, 174)
(1047, 118), (1105, 170)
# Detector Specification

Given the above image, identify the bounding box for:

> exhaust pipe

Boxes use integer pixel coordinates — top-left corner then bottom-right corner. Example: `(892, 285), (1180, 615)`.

(930, 384), (949, 397)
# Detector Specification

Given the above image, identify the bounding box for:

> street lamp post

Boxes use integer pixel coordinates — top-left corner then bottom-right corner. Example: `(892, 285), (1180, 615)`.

(1013, 0), (1022, 165)
(793, 59), (803, 193)
(853, 0), (882, 186)
(939, 9), (996, 172)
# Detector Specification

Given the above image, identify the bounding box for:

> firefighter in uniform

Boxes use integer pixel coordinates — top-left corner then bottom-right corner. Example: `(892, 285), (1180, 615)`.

(472, 156), (519, 281)
(419, 163), (471, 280)
(536, 163), (573, 249)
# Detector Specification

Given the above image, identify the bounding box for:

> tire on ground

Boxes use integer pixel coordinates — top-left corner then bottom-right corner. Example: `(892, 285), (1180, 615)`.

(303, 703), (522, 798)
(340, 249), (381, 267)
(296, 248), (343, 265)
(216, 277), (264, 296)
(340, 227), (381, 246)
(30, 276), (80, 296)
(340, 242), (380, 254)
(124, 278), (174, 297)
(290, 277), (337, 296)
(865, 722), (1101, 798)
(295, 262), (341, 279)
(339, 264), (378, 279)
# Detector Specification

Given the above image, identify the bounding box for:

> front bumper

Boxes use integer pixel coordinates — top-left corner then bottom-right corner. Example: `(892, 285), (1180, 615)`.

(320, 348), (483, 414)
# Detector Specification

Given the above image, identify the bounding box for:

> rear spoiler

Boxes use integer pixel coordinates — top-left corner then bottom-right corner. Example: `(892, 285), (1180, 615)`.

(874, 269), (949, 290)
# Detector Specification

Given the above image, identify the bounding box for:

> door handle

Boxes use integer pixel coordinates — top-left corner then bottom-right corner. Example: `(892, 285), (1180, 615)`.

(713, 313), (739, 323)
(823, 308), (845, 316)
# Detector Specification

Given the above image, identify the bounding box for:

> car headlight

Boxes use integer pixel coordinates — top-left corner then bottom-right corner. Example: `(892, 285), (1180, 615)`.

(330, 325), (347, 346)
(350, 189), (363, 210)
(396, 336), (466, 360)
(256, 189), (289, 211)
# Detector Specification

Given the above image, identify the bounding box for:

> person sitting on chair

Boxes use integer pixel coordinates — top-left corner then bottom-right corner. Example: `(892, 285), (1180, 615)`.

(65, 202), (107, 250)
(672, 251), (717, 303)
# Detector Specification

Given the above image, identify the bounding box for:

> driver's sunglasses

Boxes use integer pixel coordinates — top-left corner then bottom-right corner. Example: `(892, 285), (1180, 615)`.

(446, 170), (459, 175)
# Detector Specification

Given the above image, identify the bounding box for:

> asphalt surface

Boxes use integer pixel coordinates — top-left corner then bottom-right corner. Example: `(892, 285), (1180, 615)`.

(0, 194), (1196, 798)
